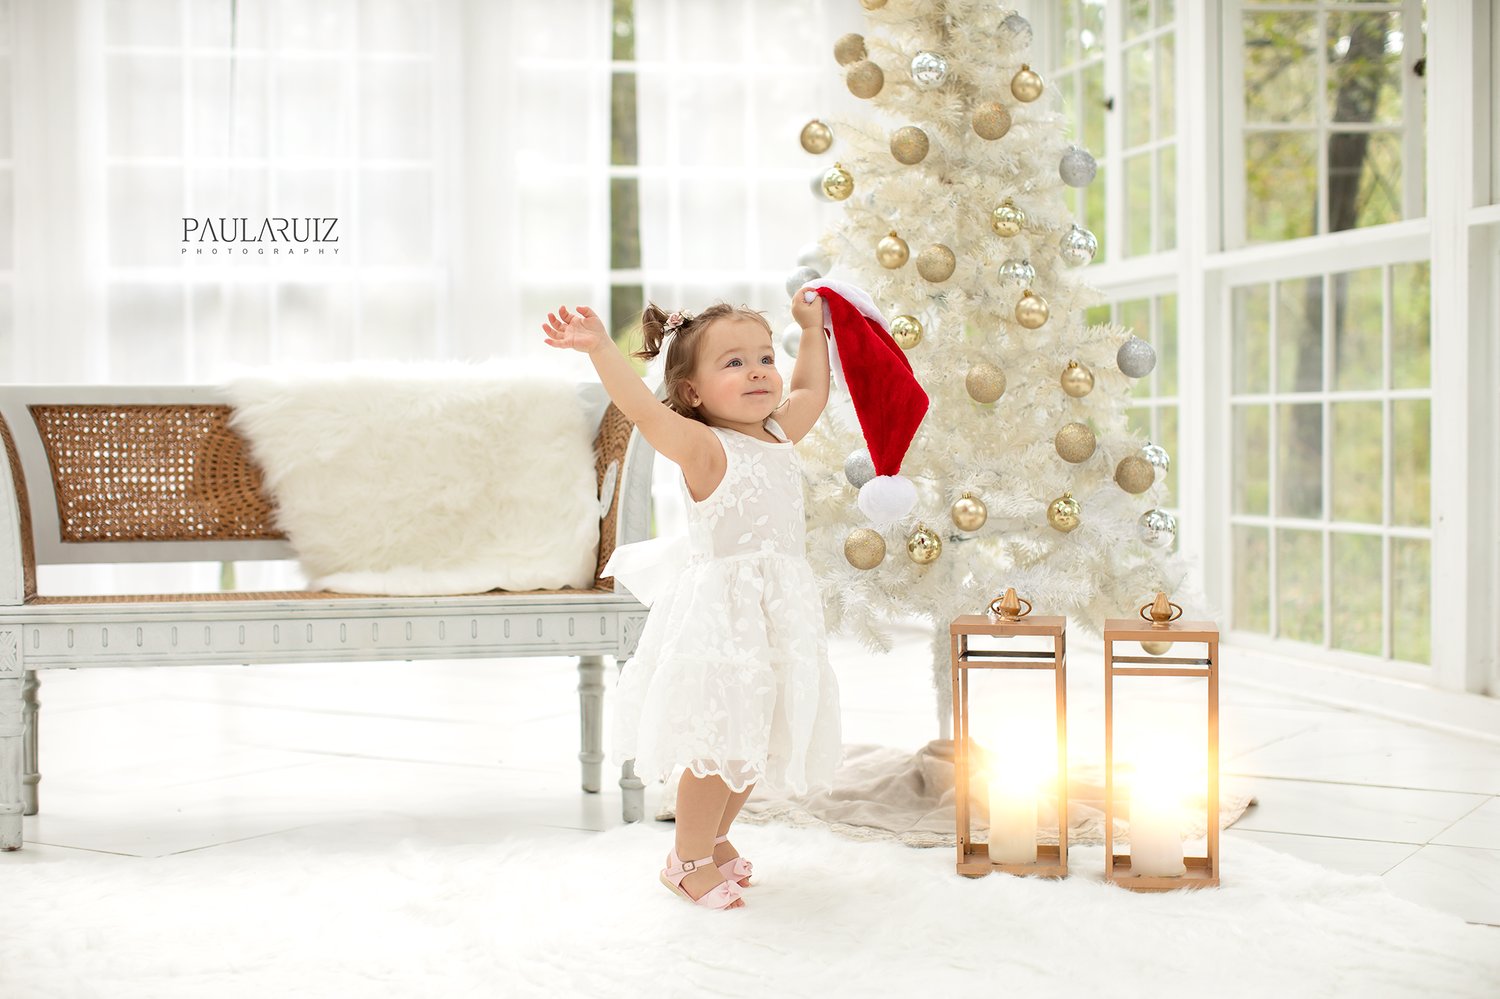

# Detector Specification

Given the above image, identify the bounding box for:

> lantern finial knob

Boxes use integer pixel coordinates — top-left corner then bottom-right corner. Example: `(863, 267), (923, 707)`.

(1138, 590), (1183, 628)
(988, 587), (1033, 621)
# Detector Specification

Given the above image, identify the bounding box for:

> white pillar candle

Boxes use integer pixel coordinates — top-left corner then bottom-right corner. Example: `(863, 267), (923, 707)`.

(987, 759), (1038, 865)
(1129, 767), (1185, 877)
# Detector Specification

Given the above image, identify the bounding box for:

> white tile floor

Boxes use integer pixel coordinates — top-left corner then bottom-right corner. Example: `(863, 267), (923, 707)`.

(13, 616), (1500, 927)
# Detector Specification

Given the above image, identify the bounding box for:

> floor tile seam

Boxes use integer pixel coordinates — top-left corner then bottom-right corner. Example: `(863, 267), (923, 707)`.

(1224, 771), (1498, 798)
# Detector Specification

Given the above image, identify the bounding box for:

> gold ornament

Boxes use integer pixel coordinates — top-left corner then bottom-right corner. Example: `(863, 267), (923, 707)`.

(916, 243), (956, 282)
(965, 362), (1006, 404)
(847, 60), (884, 99)
(1060, 360), (1095, 397)
(1047, 492), (1082, 533)
(1015, 288), (1050, 329)
(844, 527), (886, 570)
(1114, 455), (1155, 494)
(833, 33), (867, 66)
(876, 231), (910, 269)
(890, 314), (923, 349)
(890, 125), (930, 165)
(1141, 640), (1174, 656)
(1011, 64), (1044, 102)
(799, 119), (833, 154)
(951, 492), (988, 532)
(990, 199), (1026, 237)
(820, 162), (854, 201)
(972, 102), (1012, 140)
(860, 0), (887, 8)
(1055, 422), (1097, 463)
(906, 524), (942, 564)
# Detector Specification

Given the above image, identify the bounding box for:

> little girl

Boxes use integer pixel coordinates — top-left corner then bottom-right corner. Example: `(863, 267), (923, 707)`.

(540, 294), (843, 911)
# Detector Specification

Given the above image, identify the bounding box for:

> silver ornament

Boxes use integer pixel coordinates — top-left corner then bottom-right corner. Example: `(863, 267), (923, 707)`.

(781, 322), (801, 358)
(1141, 441), (1171, 475)
(1117, 335), (1158, 378)
(1059, 146), (1098, 187)
(1138, 508), (1178, 549)
(796, 242), (832, 275)
(786, 266), (821, 297)
(1058, 224), (1098, 267)
(910, 51), (949, 89)
(844, 448), (876, 488)
(1002, 13), (1033, 48)
(998, 258), (1035, 283)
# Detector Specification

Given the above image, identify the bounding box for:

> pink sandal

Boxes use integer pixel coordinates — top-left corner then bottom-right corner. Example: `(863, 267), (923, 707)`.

(715, 834), (753, 887)
(661, 848), (746, 909)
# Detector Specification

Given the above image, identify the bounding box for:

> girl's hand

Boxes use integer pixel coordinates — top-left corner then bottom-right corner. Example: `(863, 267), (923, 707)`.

(790, 287), (823, 329)
(541, 305), (609, 354)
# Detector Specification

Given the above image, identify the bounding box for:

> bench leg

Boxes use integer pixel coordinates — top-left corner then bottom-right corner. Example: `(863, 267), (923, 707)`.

(614, 656), (645, 823)
(22, 670), (37, 816)
(577, 654), (604, 794)
(0, 634), (22, 850)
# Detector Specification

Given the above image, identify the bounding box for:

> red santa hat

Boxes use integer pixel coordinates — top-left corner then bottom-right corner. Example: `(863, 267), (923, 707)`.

(800, 279), (930, 526)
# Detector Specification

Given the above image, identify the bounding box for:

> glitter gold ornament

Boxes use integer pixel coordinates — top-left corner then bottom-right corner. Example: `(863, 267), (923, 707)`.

(1114, 455), (1155, 494)
(1015, 288), (1049, 329)
(1055, 422), (1097, 463)
(906, 524), (942, 564)
(1047, 492), (1082, 533)
(916, 243), (956, 282)
(844, 527), (886, 569)
(1010, 64), (1044, 102)
(990, 199), (1026, 237)
(876, 230), (910, 269)
(833, 33), (867, 66)
(799, 119), (833, 154)
(847, 60), (884, 99)
(951, 492), (988, 532)
(890, 314), (923, 349)
(820, 162), (854, 201)
(972, 102), (1012, 140)
(965, 362), (1006, 404)
(890, 125), (930, 165)
(1060, 360), (1094, 397)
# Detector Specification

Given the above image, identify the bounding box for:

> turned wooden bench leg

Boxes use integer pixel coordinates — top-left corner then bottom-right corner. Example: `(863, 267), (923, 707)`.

(22, 670), (37, 816)
(614, 656), (645, 823)
(577, 654), (604, 794)
(0, 633), (22, 850)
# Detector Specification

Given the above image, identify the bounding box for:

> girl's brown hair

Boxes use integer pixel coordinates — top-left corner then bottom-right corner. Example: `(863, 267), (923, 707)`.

(632, 302), (776, 423)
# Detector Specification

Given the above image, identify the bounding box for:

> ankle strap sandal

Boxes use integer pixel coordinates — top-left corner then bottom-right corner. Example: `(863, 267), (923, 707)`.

(660, 848), (746, 910)
(714, 834), (753, 887)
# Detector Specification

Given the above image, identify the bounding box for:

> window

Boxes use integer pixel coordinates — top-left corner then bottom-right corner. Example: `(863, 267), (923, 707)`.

(0, 3), (10, 363)
(1228, 261), (1431, 664)
(1055, 1), (1107, 258)
(1228, 0), (1427, 245)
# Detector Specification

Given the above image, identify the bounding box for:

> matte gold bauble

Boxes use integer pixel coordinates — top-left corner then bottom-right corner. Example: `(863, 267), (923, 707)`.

(820, 162), (854, 201)
(1060, 360), (1094, 398)
(890, 314), (923, 349)
(833, 33), (867, 66)
(1015, 288), (1050, 329)
(916, 243), (956, 282)
(906, 524), (942, 564)
(990, 199), (1026, 237)
(844, 527), (886, 570)
(799, 119), (833, 154)
(1011, 64), (1044, 102)
(972, 102), (1012, 140)
(1141, 640), (1174, 655)
(1114, 455), (1156, 494)
(847, 60), (884, 99)
(876, 231), (910, 269)
(1047, 492), (1082, 533)
(890, 125), (930, 165)
(1055, 422), (1097, 463)
(965, 362), (1006, 404)
(951, 492), (988, 532)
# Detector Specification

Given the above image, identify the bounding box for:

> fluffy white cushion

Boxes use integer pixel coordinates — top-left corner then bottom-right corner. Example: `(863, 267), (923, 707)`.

(225, 359), (600, 595)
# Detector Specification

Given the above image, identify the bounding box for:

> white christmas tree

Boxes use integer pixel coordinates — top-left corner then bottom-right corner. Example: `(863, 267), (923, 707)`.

(787, 2), (1195, 726)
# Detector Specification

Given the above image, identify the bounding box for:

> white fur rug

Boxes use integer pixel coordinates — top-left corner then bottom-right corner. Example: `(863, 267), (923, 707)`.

(225, 359), (600, 595)
(4, 819), (1496, 998)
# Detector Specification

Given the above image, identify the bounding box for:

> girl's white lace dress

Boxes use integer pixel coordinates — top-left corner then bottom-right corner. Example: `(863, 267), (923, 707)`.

(604, 415), (843, 795)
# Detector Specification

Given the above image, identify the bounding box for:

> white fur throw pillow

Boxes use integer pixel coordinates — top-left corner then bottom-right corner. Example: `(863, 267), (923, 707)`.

(225, 359), (600, 595)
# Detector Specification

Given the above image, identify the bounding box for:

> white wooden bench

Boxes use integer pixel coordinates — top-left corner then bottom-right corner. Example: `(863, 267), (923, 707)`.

(0, 383), (662, 851)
